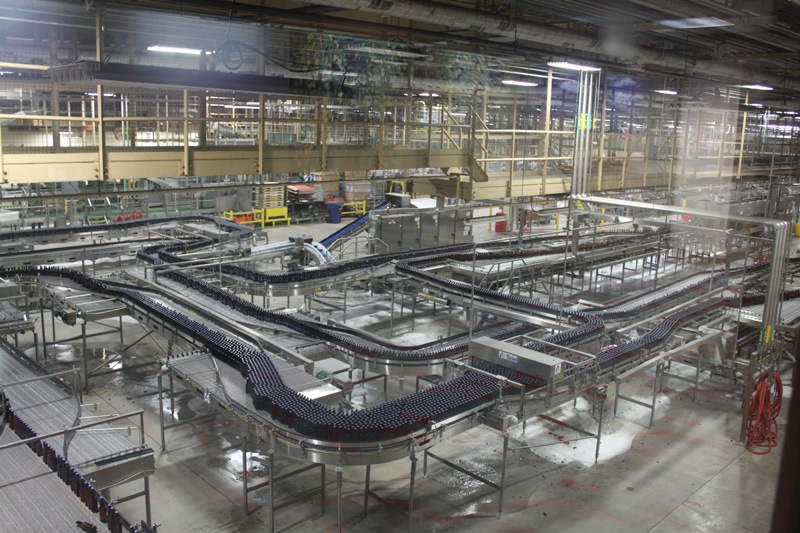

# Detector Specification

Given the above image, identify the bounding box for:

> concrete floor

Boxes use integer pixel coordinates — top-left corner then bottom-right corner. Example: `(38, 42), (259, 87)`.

(9, 218), (791, 532)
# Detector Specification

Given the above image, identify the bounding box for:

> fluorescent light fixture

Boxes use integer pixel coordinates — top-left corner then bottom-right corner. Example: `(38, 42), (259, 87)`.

(419, 92), (440, 97)
(319, 70), (358, 77)
(547, 61), (601, 72)
(738, 84), (773, 91)
(85, 92), (116, 97)
(224, 104), (260, 109)
(502, 79), (538, 87)
(658, 17), (733, 29)
(147, 45), (203, 55)
(493, 69), (547, 79)
(346, 45), (429, 59)
(654, 89), (678, 95)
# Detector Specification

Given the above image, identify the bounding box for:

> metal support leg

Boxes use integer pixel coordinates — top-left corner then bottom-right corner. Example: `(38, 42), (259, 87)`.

(243, 434), (249, 515)
(650, 364), (661, 428)
(422, 450), (428, 477)
(411, 294), (416, 332)
(33, 331), (39, 363)
(595, 397), (605, 464)
(336, 465), (343, 533)
(82, 322), (89, 393)
(144, 476), (152, 526)
(169, 369), (175, 416)
(363, 464), (370, 517)
(73, 367), (82, 404)
(692, 356), (702, 401)
(390, 283), (395, 335)
(157, 372), (166, 452)
(40, 300), (47, 360)
(268, 451), (274, 533)
(498, 434), (508, 517)
(119, 315), (123, 344)
(320, 464), (326, 515)
(447, 303), (452, 337)
(407, 454), (417, 533)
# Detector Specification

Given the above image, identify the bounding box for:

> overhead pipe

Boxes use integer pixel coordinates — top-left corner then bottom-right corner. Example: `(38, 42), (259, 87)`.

(577, 195), (789, 338)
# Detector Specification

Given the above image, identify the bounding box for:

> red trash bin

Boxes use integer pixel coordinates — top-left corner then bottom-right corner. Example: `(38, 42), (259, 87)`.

(495, 212), (506, 232)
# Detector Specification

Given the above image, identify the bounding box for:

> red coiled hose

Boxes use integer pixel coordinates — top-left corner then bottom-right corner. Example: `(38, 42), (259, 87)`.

(745, 371), (783, 454)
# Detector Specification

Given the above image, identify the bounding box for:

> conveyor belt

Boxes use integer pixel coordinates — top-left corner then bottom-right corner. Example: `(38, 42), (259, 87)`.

(0, 216), (782, 448)
(0, 429), (102, 532)
(3, 401), (135, 533)
(738, 295), (800, 326)
(0, 338), (146, 468)
(319, 201), (391, 248)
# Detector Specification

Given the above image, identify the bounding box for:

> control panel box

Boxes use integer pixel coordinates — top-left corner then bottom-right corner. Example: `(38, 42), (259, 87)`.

(470, 336), (567, 382)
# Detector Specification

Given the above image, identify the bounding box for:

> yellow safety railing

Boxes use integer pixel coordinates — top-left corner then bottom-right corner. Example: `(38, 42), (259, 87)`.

(224, 208), (291, 228)
(341, 201), (366, 217)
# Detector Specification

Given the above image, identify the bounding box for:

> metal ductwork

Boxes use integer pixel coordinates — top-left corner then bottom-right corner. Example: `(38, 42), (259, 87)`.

(308, 0), (799, 88)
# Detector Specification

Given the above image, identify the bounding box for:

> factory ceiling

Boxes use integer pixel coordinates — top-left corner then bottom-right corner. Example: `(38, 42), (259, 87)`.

(2, 1), (800, 103)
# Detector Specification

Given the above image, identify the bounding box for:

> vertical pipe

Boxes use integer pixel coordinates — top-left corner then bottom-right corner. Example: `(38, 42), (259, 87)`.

(596, 76), (609, 190)
(183, 89), (190, 175)
(95, 3), (106, 180)
(258, 93), (265, 174)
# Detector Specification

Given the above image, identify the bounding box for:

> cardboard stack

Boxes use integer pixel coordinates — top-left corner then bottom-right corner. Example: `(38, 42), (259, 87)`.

(341, 181), (371, 202)
(313, 171), (341, 197)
